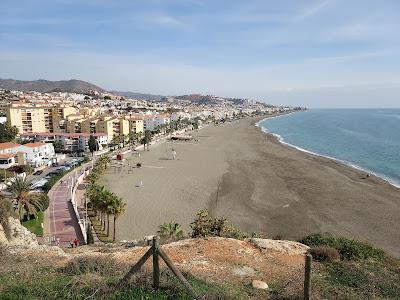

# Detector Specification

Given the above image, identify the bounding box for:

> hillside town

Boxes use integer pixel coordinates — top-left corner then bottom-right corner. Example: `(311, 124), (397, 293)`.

(0, 88), (301, 174)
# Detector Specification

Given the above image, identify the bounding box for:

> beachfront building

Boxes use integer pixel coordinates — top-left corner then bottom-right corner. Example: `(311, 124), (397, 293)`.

(125, 115), (144, 135)
(0, 142), (24, 169)
(52, 105), (77, 133)
(171, 111), (191, 122)
(6, 103), (77, 134)
(66, 114), (86, 133)
(20, 132), (108, 153)
(0, 141), (54, 168)
(97, 116), (130, 143)
(144, 114), (171, 131)
(16, 142), (55, 168)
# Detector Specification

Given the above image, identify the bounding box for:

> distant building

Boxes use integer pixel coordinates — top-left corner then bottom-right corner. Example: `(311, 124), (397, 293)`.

(144, 114), (170, 131)
(125, 114), (144, 135)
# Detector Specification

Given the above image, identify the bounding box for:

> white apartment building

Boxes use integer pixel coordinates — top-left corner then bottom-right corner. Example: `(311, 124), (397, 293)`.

(0, 141), (54, 168)
(0, 142), (21, 169)
(16, 143), (55, 168)
(170, 112), (191, 122)
(20, 132), (108, 153)
(144, 114), (171, 131)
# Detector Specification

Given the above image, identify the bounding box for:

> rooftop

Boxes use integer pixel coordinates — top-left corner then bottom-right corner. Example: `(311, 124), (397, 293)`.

(0, 142), (20, 150)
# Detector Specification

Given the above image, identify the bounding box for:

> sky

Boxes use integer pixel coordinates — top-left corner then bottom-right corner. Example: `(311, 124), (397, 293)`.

(1, 0), (400, 108)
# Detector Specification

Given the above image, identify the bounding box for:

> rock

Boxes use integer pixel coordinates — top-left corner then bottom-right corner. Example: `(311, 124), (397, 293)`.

(251, 238), (309, 255)
(252, 279), (269, 290)
(232, 265), (256, 277)
(0, 216), (65, 256)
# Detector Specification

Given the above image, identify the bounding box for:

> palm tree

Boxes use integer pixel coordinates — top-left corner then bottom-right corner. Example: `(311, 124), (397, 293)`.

(143, 130), (152, 151)
(111, 197), (126, 242)
(87, 184), (108, 230)
(158, 221), (184, 240)
(6, 175), (36, 221)
(17, 193), (45, 221)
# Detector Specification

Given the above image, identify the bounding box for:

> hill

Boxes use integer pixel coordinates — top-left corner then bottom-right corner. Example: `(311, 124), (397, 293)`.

(110, 90), (164, 101)
(1, 216), (399, 299)
(0, 78), (105, 94)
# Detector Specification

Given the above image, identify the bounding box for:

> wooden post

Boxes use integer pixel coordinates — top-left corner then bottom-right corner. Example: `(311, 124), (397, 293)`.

(118, 246), (153, 287)
(304, 254), (312, 300)
(158, 248), (198, 299)
(153, 236), (160, 289)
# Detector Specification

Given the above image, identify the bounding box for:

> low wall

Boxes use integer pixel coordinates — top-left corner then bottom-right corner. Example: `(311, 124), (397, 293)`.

(70, 167), (91, 244)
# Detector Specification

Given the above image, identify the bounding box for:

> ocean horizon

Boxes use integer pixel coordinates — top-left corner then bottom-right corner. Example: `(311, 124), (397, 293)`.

(258, 109), (400, 188)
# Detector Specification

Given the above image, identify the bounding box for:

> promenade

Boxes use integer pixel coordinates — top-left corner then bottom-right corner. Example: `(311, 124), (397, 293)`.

(45, 167), (87, 246)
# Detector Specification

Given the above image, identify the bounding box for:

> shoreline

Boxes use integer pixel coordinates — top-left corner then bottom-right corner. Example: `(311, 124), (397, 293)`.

(102, 116), (400, 257)
(256, 114), (400, 189)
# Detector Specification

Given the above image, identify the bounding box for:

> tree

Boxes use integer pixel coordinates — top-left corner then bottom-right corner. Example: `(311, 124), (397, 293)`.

(52, 141), (64, 153)
(6, 175), (45, 221)
(0, 122), (18, 143)
(111, 197), (126, 242)
(142, 130), (152, 151)
(88, 135), (98, 156)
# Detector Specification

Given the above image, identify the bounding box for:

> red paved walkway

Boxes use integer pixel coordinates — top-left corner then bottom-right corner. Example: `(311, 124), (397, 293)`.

(46, 169), (86, 246)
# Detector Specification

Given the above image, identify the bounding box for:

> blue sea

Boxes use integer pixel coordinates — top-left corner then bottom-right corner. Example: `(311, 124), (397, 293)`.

(258, 109), (400, 187)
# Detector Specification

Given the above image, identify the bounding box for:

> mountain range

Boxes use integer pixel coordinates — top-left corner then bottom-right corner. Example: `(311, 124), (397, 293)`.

(0, 78), (166, 101)
(0, 79), (105, 94)
(110, 90), (164, 101)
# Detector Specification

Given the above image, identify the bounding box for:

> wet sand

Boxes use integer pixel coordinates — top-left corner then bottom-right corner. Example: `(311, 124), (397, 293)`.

(102, 116), (400, 257)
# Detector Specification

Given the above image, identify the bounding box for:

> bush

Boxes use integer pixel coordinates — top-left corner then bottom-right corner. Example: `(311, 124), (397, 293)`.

(9, 165), (33, 174)
(300, 234), (385, 261)
(309, 246), (340, 262)
(158, 221), (185, 242)
(190, 210), (247, 239)
(190, 210), (226, 238)
(43, 172), (65, 192)
(221, 225), (247, 240)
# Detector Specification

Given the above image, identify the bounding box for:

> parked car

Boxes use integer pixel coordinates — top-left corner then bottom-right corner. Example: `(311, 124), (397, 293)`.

(33, 170), (43, 175)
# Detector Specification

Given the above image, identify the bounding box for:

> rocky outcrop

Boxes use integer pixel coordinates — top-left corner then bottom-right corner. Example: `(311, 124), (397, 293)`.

(0, 217), (65, 255)
(250, 238), (309, 255)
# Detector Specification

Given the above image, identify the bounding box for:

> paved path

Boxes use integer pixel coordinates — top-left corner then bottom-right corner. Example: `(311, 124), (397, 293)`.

(45, 168), (87, 246)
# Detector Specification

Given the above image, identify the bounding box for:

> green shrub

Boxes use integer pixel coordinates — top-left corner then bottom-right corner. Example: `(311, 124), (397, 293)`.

(326, 261), (368, 288)
(158, 221), (185, 242)
(221, 225), (247, 240)
(43, 172), (65, 192)
(190, 210), (226, 238)
(190, 210), (247, 239)
(300, 233), (385, 261)
(309, 246), (340, 262)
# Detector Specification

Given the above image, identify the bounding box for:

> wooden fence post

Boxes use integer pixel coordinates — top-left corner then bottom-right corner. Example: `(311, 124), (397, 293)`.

(118, 246), (153, 288)
(158, 248), (198, 299)
(304, 254), (312, 300)
(153, 236), (160, 289)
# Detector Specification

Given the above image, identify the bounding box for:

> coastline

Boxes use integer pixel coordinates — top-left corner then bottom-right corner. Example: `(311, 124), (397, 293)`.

(256, 114), (400, 189)
(102, 116), (400, 257)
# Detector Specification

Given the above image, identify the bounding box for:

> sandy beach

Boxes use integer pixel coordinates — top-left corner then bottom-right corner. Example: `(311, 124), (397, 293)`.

(101, 116), (400, 257)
